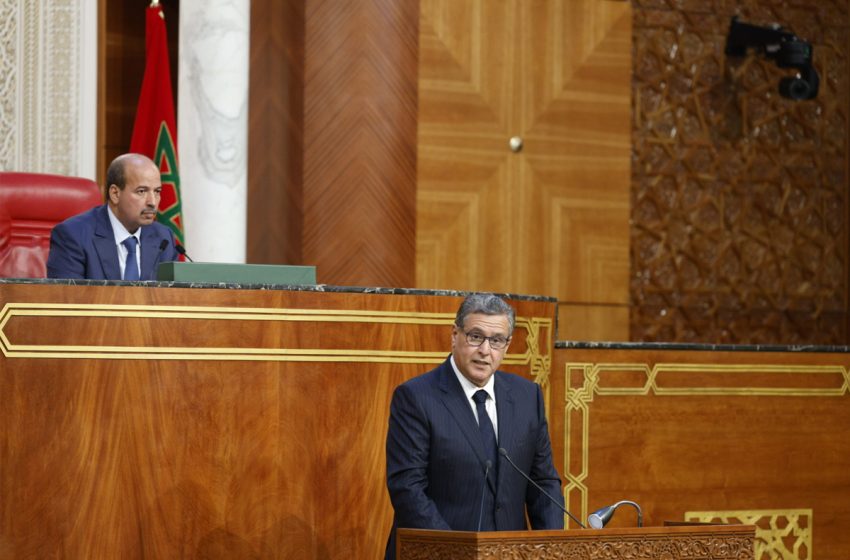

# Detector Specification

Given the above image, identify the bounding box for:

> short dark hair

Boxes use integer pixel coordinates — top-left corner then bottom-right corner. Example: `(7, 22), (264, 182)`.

(105, 156), (128, 202)
(454, 293), (516, 334)
(105, 153), (155, 202)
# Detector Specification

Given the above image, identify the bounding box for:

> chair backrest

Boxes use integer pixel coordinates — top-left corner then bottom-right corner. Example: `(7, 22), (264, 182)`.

(0, 172), (102, 278)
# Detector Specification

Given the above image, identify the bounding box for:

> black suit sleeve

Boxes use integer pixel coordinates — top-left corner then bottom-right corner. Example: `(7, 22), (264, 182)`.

(525, 383), (566, 529)
(385, 383), (451, 530)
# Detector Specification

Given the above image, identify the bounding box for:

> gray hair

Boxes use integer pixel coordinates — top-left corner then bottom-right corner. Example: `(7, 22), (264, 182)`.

(454, 293), (516, 334)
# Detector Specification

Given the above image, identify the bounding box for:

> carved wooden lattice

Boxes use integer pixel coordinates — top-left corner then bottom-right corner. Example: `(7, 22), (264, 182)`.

(631, 0), (848, 344)
(399, 534), (755, 560)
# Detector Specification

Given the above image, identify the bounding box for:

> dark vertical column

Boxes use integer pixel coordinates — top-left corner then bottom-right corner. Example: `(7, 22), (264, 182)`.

(302, 0), (418, 288)
(248, 0), (418, 288)
(248, 0), (306, 265)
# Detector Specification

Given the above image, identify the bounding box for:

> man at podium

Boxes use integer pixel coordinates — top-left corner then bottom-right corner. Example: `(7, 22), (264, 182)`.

(46, 153), (179, 280)
(384, 293), (564, 560)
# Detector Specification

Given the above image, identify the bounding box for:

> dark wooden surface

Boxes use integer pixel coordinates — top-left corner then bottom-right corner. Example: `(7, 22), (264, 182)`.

(247, 0), (418, 288)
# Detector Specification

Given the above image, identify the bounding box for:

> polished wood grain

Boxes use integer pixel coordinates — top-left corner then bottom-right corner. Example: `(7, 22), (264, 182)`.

(247, 0), (419, 288)
(558, 302), (629, 341)
(302, 0), (418, 288)
(0, 282), (555, 559)
(550, 344), (850, 558)
(417, 0), (632, 339)
(248, 0), (305, 266)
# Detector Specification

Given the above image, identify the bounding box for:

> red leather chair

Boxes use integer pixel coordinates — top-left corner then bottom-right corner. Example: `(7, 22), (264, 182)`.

(0, 172), (102, 278)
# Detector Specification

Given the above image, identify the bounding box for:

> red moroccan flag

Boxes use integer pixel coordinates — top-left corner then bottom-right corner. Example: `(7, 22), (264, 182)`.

(130, 2), (184, 246)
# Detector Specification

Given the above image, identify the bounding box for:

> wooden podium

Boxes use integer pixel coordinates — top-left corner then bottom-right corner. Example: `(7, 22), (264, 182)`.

(397, 525), (756, 560)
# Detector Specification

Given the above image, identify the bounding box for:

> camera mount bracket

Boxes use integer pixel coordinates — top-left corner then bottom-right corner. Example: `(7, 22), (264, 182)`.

(725, 16), (819, 101)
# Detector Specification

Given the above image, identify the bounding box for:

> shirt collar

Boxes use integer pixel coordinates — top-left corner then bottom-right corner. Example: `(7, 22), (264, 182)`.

(107, 205), (140, 246)
(450, 354), (496, 402)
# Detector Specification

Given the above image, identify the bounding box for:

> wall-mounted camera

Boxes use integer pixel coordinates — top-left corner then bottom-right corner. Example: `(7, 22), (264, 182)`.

(725, 16), (819, 101)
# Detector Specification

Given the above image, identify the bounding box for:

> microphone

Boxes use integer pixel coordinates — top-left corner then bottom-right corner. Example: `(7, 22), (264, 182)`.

(152, 239), (169, 270)
(476, 460), (492, 532)
(587, 500), (643, 529)
(175, 244), (194, 262)
(498, 448), (585, 529)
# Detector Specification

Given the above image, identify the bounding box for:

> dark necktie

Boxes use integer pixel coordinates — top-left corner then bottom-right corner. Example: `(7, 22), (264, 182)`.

(472, 390), (498, 469)
(122, 237), (140, 280)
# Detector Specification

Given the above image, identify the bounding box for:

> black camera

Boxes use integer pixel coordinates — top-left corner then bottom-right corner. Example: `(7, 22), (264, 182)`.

(725, 16), (819, 101)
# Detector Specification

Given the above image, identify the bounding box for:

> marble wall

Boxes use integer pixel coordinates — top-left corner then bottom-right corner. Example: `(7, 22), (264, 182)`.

(0, 0), (97, 178)
(178, 0), (249, 263)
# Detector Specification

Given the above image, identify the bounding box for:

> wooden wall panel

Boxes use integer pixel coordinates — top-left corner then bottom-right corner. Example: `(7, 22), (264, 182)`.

(248, 0), (418, 288)
(302, 0), (418, 288)
(550, 344), (850, 559)
(630, 0), (849, 344)
(0, 282), (555, 559)
(558, 303), (629, 341)
(248, 0), (305, 266)
(417, 0), (632, 340)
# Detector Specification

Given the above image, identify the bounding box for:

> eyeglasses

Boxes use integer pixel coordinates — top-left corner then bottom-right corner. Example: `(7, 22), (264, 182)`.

(463, 330), (510, 350)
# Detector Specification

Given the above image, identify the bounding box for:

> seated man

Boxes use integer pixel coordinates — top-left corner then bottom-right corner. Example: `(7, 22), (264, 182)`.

(47, 153), (179, 280)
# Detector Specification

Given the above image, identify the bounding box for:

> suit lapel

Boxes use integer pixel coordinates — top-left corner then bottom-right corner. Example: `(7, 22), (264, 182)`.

(438, 359), (499, 494)
(494, 372), (515, 491)
(139, 227), (161, 280)
(93, 206), (121, 280)
(437, 360), (491, 468)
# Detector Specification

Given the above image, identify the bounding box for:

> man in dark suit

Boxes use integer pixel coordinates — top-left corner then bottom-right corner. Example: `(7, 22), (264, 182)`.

(384, 293), (565, 560)
(47, 153), (179, 280)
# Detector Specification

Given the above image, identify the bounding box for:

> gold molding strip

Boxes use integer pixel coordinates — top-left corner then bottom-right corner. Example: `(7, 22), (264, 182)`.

(0, 303), (552, 381)
(572, 362), (850, 398)
(686, 509), (812, 560)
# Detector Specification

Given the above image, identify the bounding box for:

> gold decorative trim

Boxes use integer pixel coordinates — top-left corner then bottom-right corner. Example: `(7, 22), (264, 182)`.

(686, 509), (812, 560)
(563, 361), (848, 530)
(570, 362), (849, 398)
(0, 303), (551, 382)
(563, 362), (596, 529)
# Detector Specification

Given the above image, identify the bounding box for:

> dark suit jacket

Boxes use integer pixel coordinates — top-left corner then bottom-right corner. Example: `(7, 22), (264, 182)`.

(385, 358), (564, 559)
(46, 205), (179, 280)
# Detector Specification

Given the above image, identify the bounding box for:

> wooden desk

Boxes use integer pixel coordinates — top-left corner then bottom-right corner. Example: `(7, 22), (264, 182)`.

(550, 341), (850, 559)
(0, 279), (555, 559)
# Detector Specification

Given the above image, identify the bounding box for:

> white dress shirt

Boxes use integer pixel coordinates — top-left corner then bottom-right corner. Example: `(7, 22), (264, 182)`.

(450, 354), (498, 439)
(107, 206), (141, 280)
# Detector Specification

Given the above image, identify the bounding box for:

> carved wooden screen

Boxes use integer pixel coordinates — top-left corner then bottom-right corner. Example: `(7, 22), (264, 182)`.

(630, 1), (849, 344)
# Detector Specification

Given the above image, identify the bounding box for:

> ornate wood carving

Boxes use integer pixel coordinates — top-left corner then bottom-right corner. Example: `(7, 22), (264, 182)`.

(397, 527), (755, 560)
(630, 0), (849, 344)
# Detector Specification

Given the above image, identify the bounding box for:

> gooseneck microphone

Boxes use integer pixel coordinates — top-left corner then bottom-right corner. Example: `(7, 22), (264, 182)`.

(476, 460), (492, 532)
(175, 244), (194, 262)
(498, 448), (585, 529)
(587, 500), (643, 528)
